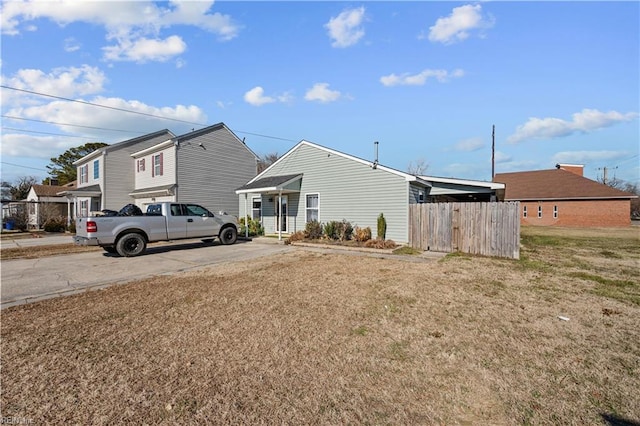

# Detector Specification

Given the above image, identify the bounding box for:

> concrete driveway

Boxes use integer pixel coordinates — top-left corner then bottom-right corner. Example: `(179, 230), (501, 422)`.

(1, 239), (292, 309)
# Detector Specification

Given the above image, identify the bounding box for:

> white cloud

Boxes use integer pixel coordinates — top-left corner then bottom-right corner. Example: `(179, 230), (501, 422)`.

(453, 137), (484, 152)
(325, 6), (365, 48)
(244, 86), (276, 106)
(380, 68), (464, 86)
(428, 4), (494, 45)
(1, 0), (240, 62)
(1, 65), (107, 105)
(494, 151), (512, 163)
(103, 35), (187, 63)
(551, 150), (629, 165)
(0, 133), (79, 159)
(64, 37), (80, 52)
(507, 109), (639, 144)
(304, 83), (341, 103)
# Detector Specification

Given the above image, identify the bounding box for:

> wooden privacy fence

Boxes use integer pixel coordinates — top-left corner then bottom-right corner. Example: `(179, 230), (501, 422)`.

(409, 202), (520, 259)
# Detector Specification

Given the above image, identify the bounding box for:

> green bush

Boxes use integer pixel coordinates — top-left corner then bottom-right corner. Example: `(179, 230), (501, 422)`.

(68, 220), (76, 234)
(304, 220), (323, 239)
(43, 217), (67, 232)
(238, 216), (264, 237)
(377, 213), (387, 240)
(338, 219), (353, 241)
(323, 220), (353, 241)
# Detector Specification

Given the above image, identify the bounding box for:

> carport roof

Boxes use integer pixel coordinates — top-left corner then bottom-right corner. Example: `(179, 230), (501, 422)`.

(57, 184), (102, 197)
(235, 174), (303, 194)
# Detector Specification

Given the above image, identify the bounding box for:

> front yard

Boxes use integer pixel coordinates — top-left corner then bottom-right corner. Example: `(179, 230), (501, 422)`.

(1, 227), (638, 424)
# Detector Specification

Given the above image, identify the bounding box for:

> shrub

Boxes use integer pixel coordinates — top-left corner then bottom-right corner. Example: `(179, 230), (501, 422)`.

(354, 226), (372, 242)
(6, 214), (28, 232)
(338, 219), (353, 241)
(43, 217), (67, 232)
(377, 213), (387, 240)
(238, 216), (264, 237)
(323, 221), (339, 240)
(68, 220), (76, 234)
(304, 220), (323, 239)
(365, 238), (398, 249)
(285, 231), (306, 245)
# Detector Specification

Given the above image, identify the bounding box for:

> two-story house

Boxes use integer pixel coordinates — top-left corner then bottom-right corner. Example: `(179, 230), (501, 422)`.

(129, 123), (258, 216)
(63, 123), (258, 218)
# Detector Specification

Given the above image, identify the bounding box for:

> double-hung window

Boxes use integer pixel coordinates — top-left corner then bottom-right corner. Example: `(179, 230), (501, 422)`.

(80, 164), (88, 184)
(252, 197), (262, 220)
(538, 206), (542, 218)
(306, 194), (319, 223)
(553, 205), (558, 218)
(93, 160), (99, 179)
(523, 206), (527, 218)
(152, 153), (163, 177)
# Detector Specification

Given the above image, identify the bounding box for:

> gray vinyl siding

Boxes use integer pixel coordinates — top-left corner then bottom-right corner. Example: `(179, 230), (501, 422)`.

(253, 144), (411, 242)
(104, 133), (172, 210)
(176, 127), (257, 217)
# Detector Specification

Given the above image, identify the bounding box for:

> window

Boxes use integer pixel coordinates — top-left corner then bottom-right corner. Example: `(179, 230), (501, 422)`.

(418, 190), (425, 203)
(93, 160), (99, 179)
(553, 205), (558, 218)
(80, 164), (88, 184)
(252, 197), (262, 220)
(538, 206), (542, 218)
(80, 200), (88, 217)
(137, 159), (145, 173)
(306, 193), (319, 223)
(523, 206), (527, 218)
(152, 153), (163, 177)
(185, 204), (212, 217)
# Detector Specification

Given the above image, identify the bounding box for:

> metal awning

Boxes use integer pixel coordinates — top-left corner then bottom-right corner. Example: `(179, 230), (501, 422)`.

(235, 174), (302, 195)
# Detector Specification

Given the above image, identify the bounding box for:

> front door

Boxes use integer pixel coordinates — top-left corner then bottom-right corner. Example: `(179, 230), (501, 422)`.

(276, 195), (288, 233)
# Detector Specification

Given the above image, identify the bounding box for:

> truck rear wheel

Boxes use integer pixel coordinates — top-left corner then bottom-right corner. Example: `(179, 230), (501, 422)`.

(116, 233), (147, 257)
(219, 226), (237, 245)
(103, 246), (117, 254)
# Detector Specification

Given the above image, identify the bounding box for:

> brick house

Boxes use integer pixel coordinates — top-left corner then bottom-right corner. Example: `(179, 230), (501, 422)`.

(494, 164), (637, 227)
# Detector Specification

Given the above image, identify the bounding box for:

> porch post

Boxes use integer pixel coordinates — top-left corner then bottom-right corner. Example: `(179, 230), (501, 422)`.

(244, 193), (249, 238)
(278, 190), (283, 241)
(66, 197), (71, 227)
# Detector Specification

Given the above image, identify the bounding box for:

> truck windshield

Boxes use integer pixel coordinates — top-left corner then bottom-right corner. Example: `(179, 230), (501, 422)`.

(185, 204), (213, 217)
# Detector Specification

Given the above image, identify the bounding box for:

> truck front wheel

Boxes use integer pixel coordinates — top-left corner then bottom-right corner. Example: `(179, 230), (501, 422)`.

(219, 226), (237, 245)
(116, 233), (147, 257)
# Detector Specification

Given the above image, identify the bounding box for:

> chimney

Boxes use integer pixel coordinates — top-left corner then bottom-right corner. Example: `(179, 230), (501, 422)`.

(372, 141), (379, 169)
(556, 163), (584, 176)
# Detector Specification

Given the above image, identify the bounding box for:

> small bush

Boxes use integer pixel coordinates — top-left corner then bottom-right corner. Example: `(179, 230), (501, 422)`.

(365, 238), (398, 249)
(323, 221), (339, 240)
(338, 220), (353, 241)
(68, 220), (76, 234)
(239, 216), (264, 237)
(304, 220), (323, 239)
(285, 231), (306, 245)
(354, 226), (372, 242)
(377, 213), (387, 240)
(43, 217), (67, 233)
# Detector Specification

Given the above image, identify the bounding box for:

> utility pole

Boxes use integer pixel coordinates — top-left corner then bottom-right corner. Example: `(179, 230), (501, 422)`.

(597, 166), (618, 185)
(491, 125), (495, 180)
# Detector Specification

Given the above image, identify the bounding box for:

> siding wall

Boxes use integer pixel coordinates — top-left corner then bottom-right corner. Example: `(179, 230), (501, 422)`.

(104, 133), (172, 210)
(176, 127), (257, 217)
(133, 145), (177, 189)
(241, 144), (411, 242)
(520, 199), (631, 227)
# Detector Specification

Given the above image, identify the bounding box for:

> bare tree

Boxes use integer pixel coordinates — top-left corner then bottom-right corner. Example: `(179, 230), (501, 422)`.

(8, 176), (39, 200)
(407, 158), (429, 176)
(257, 152), (280, 173)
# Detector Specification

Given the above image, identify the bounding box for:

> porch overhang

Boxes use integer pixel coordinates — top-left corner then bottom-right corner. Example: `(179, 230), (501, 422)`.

(235, 174), (303, 195)
(129, 184), (176, 198)
(57, 184), (102, 198)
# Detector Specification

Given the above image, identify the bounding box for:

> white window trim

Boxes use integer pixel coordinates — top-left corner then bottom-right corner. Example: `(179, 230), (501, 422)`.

(93, 160), (99, 179)
(538, 205), (542, 218)
(153, 154), (162, 176)
(251, 196), (262, 221)
(523, 206), (527, 218)
(553, 205), (558, 219)
(305, 193), (320, 223)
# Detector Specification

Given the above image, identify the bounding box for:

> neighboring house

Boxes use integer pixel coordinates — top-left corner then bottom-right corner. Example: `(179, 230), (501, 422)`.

(494, 164), (637, 227)
(61, 129), (176, 217)
(26, 182), (76, 229)
(62, 123), (258, 218)
(129, 123), (258, 216)
(236, 140), (505, 243)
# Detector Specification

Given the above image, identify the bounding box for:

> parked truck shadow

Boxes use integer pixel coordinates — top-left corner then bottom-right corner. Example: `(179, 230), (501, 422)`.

(602, 413), (640, 426)
(102, 238), (251, 257)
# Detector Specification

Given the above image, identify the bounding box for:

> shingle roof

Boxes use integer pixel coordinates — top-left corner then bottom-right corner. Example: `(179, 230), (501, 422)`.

(31, 183), (75, 197)
(236, 174), (302, 192)
(494, 169), (636, 200)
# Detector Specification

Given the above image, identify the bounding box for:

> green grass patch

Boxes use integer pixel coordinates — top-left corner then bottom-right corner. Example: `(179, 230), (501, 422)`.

(569, 272), (639, 306)
(521, 234), (564, 247)
(392, 246), (422, 256)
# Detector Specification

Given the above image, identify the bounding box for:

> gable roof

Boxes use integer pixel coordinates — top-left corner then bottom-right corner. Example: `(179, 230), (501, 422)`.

(174, 122), (258, 160)
(74, 129), (176, 165)
(30, 182), (76, 197)
(494, 169), (636, 200)
(247, 140), (431, 187)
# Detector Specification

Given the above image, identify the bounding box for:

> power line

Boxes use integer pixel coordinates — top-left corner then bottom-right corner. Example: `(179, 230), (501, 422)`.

(0, 161), (48, 172)
(2, 115), (142, 134)
(2, 127), (92, 139)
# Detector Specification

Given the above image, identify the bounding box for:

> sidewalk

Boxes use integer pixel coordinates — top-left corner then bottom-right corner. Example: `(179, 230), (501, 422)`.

(0, 233), (74, 249)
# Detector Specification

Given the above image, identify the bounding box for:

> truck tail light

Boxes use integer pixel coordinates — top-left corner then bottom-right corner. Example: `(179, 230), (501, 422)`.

(86, 221), (97, 233)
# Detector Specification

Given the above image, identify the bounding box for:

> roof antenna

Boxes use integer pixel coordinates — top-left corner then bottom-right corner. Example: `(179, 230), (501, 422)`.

(373, 141), (379, 169)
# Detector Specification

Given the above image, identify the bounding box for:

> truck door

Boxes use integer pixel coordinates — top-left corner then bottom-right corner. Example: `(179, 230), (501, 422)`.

(184, 204), (222, 238)
(166, 204), (188, 239)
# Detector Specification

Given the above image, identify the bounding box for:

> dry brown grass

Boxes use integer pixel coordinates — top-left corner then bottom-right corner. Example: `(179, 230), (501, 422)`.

(0, 243), (101, 260)
(1, 226), (639, 425)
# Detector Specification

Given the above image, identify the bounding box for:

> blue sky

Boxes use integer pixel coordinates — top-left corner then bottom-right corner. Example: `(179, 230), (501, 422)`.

(1, 1), (638, 185)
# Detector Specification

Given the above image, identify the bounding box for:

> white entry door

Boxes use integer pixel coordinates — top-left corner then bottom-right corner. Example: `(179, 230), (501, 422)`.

(276, 195), (288, 233)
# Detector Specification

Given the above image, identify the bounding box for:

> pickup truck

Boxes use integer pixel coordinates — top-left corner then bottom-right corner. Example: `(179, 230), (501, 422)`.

(74, 202), (238, 257)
